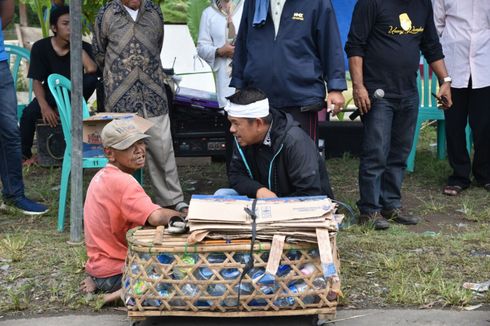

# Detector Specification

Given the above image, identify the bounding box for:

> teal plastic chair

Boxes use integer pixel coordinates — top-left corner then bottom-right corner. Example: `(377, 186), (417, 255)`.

(406, 58), (472, 172)
(47, 74), (143, 232)
(5, 44), (33, 120)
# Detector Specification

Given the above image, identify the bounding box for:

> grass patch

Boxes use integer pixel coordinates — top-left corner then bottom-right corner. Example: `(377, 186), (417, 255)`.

(0, 126), (489, 316)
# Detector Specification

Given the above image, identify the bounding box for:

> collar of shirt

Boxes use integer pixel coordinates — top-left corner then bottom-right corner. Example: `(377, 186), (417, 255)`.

(124, 5), (139, 21)
(270, 0), (286, 37)
(262, 120), (274, 147)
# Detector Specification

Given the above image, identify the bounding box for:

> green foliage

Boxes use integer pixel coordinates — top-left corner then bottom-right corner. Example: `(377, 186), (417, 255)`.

(186, 0), (210, 44)
(20, 0), (52, 37)
(162, 0), (189, 24)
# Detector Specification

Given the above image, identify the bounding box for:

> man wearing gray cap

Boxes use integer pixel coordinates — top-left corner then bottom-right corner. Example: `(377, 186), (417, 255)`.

(216, 88), (334, 199)
(80, 118), (184, 304)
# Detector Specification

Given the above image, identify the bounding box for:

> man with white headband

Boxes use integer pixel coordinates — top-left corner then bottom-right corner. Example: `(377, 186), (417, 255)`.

(215, 87), (334, 198)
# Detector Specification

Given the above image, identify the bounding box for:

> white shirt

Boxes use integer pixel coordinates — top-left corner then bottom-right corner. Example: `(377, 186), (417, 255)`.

(432, 0), (490, 89)
(271, 0), (286, 36)
(197, 3), (244, 107)
(124, 5), (139, 21)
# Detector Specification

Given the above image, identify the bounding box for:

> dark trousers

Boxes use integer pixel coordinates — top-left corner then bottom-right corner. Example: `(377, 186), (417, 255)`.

(278, 107), (319, 143)
(20, 74), (98, 159)
(357, 94), (419, 214)
(445, 83), (490, 187)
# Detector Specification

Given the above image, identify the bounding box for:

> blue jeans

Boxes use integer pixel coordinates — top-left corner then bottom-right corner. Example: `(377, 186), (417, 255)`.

(357, 93), (419, 214)
(0, 61), (25, 201)
(214, 188), (240, 196)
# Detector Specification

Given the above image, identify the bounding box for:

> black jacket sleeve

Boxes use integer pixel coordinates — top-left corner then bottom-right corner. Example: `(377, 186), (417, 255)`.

(282, 131), (324, 197)
(230, 0), (251, 89)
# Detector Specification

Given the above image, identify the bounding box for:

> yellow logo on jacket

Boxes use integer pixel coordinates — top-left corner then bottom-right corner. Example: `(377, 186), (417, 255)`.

(388, 12), (424, 35)
(292, 12), (304, 21)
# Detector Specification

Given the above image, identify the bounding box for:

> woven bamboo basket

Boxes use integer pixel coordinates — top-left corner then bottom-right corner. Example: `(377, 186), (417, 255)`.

(123, 227), (340, 322)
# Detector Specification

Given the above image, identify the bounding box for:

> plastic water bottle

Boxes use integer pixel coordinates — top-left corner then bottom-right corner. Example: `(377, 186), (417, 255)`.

(143, 283), (171, 307)
(233, 253), (252, 264)
(248, 268), (277, 295)
(207, 283), (227, 296)
(173, 254), (197, 279)
(207, 253), (226, 264)
(276, 264), (291, 277)
(195, 266), (214, 280)
(181, 283), (199, 297)
(300, 263), (316, 276)
(222, 282), (254, 307)
(220, 268), (240, 280)
(157, 253), (174, 264)
(286, 250), (302, 261)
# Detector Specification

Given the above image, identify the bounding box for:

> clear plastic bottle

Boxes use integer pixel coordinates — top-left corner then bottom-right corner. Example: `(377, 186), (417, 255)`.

(207, 283), (227, 296)
(172, 254), (197, 279)
(220, 267), (240, 280)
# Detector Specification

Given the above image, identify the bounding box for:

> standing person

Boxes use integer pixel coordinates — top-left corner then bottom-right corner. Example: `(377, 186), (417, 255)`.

(197, 0), (243, 171)
(93, 0), (188, 212)
(231, 0), (347, 142)
(20, 5), (98, 163)
(433, 0), (490, 195)
(0, 0), (48, 214)
(345, 0), (452, 230)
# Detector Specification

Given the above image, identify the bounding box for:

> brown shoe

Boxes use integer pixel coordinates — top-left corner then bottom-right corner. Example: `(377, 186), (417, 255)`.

(381, 208), (419, 225)
(359, 211), (390, 230)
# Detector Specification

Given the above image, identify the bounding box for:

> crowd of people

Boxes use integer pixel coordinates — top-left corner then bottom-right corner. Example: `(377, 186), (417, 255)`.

(1, 0), (488, 303)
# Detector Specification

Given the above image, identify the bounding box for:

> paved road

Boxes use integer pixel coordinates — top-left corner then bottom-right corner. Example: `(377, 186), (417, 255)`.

(1, 309), (489, 326)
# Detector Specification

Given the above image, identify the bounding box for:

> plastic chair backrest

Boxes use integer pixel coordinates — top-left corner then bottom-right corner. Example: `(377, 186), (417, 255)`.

(47, 74), (90, 150)
(417, 57), (439, 109)
(5, 44), (33, 117)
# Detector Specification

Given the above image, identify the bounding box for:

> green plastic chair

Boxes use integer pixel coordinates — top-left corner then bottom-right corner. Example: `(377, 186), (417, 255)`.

(47, 74), (143, 232)
(406, 58), (472, 172)
(5, 44), (33, 120)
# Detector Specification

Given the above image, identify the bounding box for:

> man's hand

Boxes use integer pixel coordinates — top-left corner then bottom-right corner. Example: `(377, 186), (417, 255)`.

(217, 43), (235, 58)
(256, 187), (277, 199)
(40, 104), (59, 128)
(327, 91), (345, 116)
(437, 82), (452, 110)
(353, 84), (371, 114)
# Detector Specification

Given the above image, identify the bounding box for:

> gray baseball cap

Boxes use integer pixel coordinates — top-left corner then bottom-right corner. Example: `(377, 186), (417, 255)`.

(101, 118), (150, 150)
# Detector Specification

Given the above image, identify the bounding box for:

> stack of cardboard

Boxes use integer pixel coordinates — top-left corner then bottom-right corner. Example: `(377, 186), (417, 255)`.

(186, 195), (343, 244)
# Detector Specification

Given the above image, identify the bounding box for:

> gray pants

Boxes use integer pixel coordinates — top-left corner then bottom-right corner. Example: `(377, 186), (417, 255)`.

(145, 114), (184, 207)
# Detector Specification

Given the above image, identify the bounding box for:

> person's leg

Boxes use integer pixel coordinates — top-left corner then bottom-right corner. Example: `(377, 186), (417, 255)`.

(82, 74), (98, 101)
(0, 61), (24, 201)
(19, 99), (42, 159)
(468, 85), (490, 187)
(81, 274), (123, 304)
(444, 86), (472, 189)
(381, 93), (419, 210)
(357, 98), (394, 215)
(214, 188), (240, 196)
(145, 114), (185, 207)
(280, 107), (318, 143)
(0, 62), (47, 214)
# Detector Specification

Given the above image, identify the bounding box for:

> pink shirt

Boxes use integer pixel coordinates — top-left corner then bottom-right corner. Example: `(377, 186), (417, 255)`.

(84, 164), (160, 278)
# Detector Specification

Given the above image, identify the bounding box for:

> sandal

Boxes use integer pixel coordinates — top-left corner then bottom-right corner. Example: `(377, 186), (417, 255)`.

(442, 185), (464, 196)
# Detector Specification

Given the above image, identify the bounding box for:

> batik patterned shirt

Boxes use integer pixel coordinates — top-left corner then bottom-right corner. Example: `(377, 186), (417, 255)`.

(93, 0), (168, 117)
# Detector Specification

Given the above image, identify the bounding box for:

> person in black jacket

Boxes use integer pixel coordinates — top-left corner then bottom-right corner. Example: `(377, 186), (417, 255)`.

(215, 87), (334, 199)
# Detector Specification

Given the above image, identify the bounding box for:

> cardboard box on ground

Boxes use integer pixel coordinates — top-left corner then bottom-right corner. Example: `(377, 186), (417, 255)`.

(82, 113), (154, 157)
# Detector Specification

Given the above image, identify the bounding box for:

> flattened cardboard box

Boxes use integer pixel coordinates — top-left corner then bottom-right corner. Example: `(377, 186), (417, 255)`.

(82, 113), (153, 158)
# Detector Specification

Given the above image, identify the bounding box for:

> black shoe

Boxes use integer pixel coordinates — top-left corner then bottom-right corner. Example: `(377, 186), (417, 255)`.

(381, 208), (419, 225)
(359, 211), (390, 230)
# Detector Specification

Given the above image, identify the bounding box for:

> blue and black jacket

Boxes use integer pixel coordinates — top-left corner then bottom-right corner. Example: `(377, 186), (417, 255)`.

(231, 0), (347, 109)
(228, 109), (334, 198)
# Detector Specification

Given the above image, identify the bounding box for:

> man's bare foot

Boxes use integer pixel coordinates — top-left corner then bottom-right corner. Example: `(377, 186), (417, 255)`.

(80, 276), (97, 293)
(103, 288), (123, 304)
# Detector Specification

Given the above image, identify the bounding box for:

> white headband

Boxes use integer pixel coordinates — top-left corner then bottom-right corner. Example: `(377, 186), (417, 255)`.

(224, 98), (269, 118)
